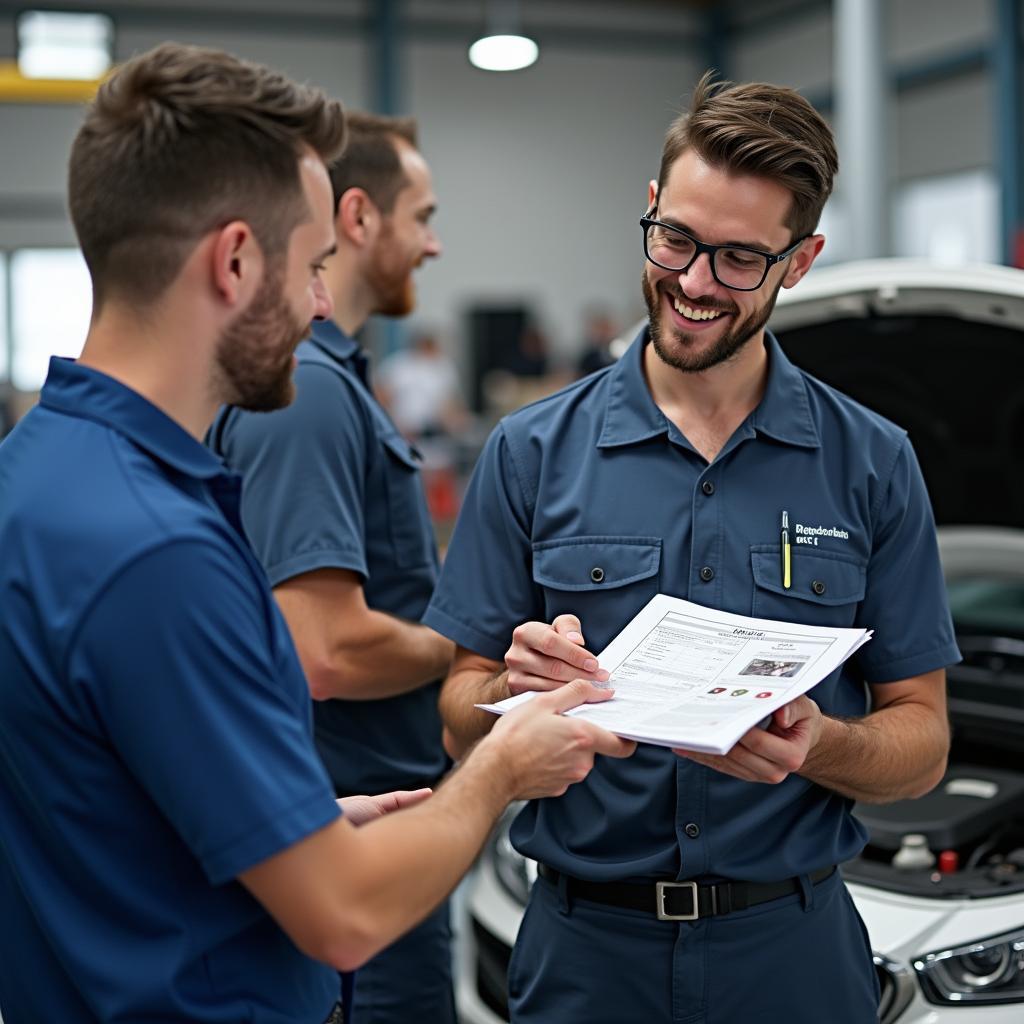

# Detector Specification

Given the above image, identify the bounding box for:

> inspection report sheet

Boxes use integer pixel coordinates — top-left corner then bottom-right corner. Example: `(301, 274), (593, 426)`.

(477, 594), (872, 755)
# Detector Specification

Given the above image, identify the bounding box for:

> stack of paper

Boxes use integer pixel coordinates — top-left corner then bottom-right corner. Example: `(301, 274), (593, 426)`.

(477, 594), (872, 755)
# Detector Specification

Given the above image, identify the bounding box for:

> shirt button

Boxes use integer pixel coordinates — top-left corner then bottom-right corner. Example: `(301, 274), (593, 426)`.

(590, 567), (605, 583)
(684, 822), (701, 838)
(811, 579), (826, 596)
(701, 480), (715, 496)
(699, 566), (714, 582)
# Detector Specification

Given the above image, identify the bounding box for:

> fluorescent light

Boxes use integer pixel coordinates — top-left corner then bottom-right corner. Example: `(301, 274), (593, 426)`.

(18, 11), (113, 80)
(468, 34), (538, 72)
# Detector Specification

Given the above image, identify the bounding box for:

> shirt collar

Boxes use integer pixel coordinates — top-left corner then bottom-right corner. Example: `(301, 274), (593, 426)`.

(597, 326), (820, 450)
(308, 318), (361, 362)
(306, 318), (369, 385)
(39, 357), (228, 480)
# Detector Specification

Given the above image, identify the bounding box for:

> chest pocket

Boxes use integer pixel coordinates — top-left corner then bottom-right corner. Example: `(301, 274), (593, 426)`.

(532, 536), (662, 638)
(750, 545), (866, 628)
(380, 432), (433, 568)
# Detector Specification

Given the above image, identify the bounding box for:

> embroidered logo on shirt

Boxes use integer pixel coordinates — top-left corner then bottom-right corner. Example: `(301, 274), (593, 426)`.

(794, 522), (850, 546)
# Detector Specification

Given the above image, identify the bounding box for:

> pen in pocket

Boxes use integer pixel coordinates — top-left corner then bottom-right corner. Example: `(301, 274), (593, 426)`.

(780, 510), (791, 590)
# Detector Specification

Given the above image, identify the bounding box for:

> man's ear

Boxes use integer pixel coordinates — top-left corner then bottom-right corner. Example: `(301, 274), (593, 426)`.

(210, 220), (263, 307)
(782, 234), (825, 289)
(647, 179), (658, 210)
(337, 187), (379, 246)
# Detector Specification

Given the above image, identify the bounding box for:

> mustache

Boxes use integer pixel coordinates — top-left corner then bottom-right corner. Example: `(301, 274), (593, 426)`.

(660, 283), (736, 315)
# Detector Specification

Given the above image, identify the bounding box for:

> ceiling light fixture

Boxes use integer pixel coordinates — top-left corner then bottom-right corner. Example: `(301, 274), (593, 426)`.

(468, 0), (538, 72)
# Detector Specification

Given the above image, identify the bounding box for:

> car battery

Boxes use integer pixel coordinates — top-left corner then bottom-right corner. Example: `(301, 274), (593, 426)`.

(854, 765), (1024, 852)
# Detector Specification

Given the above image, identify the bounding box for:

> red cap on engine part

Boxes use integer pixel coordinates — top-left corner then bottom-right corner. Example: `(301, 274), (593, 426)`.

(938, 849), (959, 874)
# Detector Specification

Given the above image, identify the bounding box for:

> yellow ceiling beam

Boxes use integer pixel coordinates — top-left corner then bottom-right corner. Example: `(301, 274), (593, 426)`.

(0, 61), (103, 103)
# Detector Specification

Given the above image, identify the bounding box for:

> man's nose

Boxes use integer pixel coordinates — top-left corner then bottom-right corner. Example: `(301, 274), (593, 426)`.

(424, 228), (442, 260)
(678, 251), (716, 293)
(312, 275), (333, 321)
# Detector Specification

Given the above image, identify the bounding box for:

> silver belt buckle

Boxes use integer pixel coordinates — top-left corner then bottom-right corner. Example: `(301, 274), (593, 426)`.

(655, 880), (699, 921)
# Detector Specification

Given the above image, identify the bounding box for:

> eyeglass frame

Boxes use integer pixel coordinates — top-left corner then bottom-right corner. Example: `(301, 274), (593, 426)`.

(640, 208), (808, 292)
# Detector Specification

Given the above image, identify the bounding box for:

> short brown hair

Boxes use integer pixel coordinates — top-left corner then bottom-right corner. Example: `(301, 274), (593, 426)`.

(327, 112), (418, 214)
(656, 71), (838, 240)
(68, 42), (347, 309)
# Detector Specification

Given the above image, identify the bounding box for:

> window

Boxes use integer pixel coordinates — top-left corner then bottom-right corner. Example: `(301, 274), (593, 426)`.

(11, 249), (92, 392)
(894, 170), (999, 265)
(17, 10), (113, 80)
(0, 252), (8, 382)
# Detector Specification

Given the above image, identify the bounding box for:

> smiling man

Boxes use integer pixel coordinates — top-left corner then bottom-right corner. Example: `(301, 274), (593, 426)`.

(0, 46), (636, 1024)
(426, 74), (959, 1023)
(209, 114), (456, 1024)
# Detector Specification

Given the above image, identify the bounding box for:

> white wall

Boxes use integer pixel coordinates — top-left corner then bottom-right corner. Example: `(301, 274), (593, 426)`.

(0, 0), (1010, 369)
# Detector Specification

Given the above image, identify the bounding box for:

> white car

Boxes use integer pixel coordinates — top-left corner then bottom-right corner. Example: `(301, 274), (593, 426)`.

(455, 260), (1024, 1024)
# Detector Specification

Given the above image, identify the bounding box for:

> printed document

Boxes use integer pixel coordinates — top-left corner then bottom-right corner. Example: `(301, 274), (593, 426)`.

(477, 594), (872, 755)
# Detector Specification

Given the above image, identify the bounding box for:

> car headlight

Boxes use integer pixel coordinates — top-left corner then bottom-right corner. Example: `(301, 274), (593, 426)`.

(915, 927), (1024, 1005)
(488, 802), (535, 907)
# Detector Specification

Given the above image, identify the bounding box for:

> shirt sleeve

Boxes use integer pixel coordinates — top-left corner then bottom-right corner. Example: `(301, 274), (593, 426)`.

(221, 362), (372, 586)
(855, 435), (962, 683)
(69, 538), (341, 884)
(423, 422), (540, 661)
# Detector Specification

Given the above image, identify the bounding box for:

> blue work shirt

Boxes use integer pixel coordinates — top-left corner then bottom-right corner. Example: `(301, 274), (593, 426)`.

(0, 359), (340, 1023)
(425, 328), (960, 883)
(209, 320), (446, 794)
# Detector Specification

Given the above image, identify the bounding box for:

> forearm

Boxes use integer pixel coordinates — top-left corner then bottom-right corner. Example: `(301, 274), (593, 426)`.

(310, 612), (453, 701)
(801, 702), (949, 803)
(439, 664), (509, 759)
(328, 740), (512, 963)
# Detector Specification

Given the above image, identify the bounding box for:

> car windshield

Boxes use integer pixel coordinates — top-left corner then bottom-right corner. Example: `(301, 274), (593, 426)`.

(948, 579), (1024, 640)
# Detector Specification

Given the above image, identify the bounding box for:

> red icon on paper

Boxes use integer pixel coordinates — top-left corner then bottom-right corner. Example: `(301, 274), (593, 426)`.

(756, 691), (773, 699)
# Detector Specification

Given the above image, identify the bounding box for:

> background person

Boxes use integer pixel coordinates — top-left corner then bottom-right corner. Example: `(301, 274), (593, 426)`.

(208, 112), (456, 1023)
(0, 44), (635, 1024)
(424, 73), (958, 1024)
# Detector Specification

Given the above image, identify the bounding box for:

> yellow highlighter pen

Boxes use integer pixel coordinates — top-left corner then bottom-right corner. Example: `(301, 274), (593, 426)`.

(781, 510), (791, 589)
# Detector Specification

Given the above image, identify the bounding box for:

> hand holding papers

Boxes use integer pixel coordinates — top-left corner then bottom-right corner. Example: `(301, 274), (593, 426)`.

(477, 595), (872, 755)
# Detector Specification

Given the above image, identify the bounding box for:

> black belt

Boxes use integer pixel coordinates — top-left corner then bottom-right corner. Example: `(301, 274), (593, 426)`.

(538, 863), (836, 921)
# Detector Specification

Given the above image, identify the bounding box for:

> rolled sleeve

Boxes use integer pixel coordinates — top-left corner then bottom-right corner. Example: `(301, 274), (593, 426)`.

(424, 424), (539, 660)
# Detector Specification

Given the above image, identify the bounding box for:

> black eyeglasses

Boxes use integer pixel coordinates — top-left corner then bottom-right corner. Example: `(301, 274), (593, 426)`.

(640, 211), (806, 291)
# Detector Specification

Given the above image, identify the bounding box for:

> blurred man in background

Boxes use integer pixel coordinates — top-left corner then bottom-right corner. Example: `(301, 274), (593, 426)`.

(209, 113), (457, 1024)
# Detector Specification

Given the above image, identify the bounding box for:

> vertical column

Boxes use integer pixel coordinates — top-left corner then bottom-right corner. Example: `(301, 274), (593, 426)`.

(703, 5), (729, 80)
(834, 0), (887, 259)
(995, 0), (1023, 265)
(369, 0), (404, 355)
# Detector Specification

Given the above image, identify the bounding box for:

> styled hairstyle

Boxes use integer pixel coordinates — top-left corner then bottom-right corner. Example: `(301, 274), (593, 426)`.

(656, 71), (838, 240)
(326, 111), (418, 214)
(68, 42), (347, 309)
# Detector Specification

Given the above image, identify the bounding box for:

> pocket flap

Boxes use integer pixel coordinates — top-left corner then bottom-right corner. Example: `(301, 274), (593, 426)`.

(533, 536), (662, 591)
(751, 547), (866, 606)
(381, 432), (421, 470)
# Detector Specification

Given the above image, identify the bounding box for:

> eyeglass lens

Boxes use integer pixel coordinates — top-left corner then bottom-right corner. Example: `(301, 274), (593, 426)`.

(645, 222), (768, 289)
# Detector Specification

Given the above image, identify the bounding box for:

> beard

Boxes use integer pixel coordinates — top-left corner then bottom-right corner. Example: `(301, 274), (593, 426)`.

(215, 265), (310, 412)
(366, 221), (418, 317)
(642, 271), (783, 374)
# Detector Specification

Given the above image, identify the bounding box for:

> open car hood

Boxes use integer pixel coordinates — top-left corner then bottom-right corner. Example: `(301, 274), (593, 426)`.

(768, 259), (1024, 530)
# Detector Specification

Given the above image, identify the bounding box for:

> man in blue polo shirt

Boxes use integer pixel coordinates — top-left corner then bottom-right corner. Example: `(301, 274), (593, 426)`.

(428, 75), (958, 1023)
(0, 44), (634, 1024)
(209, 112), (454, 1024)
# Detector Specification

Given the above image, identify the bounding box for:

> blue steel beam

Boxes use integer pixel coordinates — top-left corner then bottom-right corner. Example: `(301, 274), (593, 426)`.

(995, 0), (1023, 265)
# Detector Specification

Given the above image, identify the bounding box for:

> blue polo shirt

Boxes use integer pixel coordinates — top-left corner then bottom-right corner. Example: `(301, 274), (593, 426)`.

(209, 320), (446, 794)
(425, 328), (960, 883)
(0, 359), (340, 1023)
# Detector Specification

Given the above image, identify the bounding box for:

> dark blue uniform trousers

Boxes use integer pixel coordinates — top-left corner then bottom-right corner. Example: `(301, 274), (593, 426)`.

(345, 899), (456, 1024)
(508, 870), (880, 1024)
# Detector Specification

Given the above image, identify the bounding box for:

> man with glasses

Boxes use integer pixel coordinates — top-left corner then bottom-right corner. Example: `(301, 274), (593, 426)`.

(425, 74), (957, 1023)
